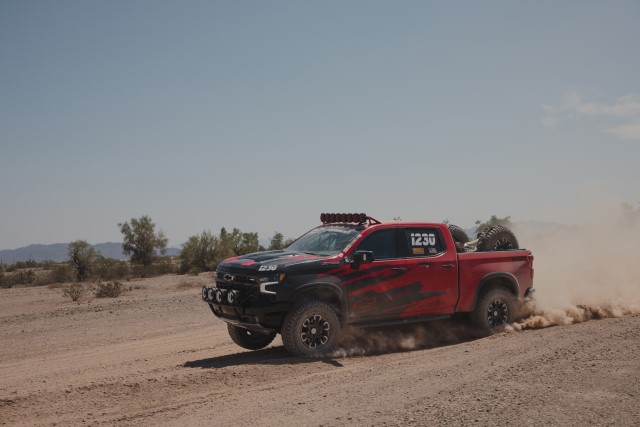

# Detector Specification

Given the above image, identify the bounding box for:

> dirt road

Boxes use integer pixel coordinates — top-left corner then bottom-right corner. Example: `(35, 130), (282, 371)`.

(1, 274), (639, 426)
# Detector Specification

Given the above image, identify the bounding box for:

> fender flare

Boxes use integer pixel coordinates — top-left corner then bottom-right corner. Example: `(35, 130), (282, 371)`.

(290, 282), (349, 324)
(471, 272), (521, 310)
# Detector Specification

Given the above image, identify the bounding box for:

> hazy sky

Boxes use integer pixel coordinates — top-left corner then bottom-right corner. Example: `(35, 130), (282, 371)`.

(1, 1), (639, 250)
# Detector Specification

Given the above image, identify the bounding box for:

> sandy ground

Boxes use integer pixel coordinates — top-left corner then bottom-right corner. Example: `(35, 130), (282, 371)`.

(1, 274), (639, 426)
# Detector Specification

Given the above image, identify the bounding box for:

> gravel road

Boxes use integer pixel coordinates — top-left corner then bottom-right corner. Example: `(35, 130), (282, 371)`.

(1, 274), (638, 426)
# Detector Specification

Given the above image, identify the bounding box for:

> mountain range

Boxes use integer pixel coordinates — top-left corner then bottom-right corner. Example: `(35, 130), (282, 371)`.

(0, 243), (181, 264)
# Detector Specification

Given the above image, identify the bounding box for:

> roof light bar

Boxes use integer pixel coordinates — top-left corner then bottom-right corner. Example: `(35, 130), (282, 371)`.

(320, 212), (371, 224)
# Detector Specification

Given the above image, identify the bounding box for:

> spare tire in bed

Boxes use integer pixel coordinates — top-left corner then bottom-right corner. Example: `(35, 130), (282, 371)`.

(448, 224), (470, 244)
(477, 225), (519, 251)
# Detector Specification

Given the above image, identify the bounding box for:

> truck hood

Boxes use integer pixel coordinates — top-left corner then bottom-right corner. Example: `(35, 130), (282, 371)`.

(217, 250), (339, 273)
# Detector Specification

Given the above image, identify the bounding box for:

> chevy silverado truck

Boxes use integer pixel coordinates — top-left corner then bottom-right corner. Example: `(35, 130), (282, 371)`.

(202, 213), (534, 357)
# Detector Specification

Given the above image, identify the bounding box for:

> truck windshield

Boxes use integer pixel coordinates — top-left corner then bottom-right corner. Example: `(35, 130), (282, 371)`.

(287, 226), (360, 256)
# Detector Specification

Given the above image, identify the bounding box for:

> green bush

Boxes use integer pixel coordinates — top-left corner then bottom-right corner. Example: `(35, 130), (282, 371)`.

(179, 227), (268, 274)
(50, 264), (75, 283)
(10, 259), (38, 270)
(130, 260), (177, 278)
(3, 259), (56, 272)
(179, 231), (218, 274)
(12, 270), (36, 285)
(95, 258), (131, 281)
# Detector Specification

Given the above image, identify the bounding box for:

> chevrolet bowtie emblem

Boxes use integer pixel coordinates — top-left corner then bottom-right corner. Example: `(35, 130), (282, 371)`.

(223, 274), (234, 282)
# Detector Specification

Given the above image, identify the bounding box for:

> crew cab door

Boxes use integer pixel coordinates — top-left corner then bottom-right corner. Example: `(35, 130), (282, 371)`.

(396, 227), (459, 316)
(346, 228), (413, 320)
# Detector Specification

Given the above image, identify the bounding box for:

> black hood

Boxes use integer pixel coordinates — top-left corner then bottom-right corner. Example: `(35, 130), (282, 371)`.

(216, 250), (339, 274)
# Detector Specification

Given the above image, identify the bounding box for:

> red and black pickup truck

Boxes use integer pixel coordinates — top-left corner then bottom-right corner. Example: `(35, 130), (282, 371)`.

(202, 213), (534, 357)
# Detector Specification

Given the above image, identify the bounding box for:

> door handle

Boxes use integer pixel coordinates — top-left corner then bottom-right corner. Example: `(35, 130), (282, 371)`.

(441, 264), (455, 269)
(391, 267), (407, 272)
(419, 261), (431, 267)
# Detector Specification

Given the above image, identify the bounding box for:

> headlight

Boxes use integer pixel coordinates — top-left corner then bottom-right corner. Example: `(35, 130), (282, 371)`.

(258, 274), (285, 283)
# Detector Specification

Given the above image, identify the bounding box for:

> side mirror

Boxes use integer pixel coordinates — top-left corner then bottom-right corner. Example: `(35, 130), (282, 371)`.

(351, 250), (374, 266)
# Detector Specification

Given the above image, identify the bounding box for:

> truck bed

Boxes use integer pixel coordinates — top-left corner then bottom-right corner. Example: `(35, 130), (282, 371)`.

(455, 249), (534, 312)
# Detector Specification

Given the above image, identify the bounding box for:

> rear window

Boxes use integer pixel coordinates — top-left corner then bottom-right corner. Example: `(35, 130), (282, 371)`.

(402, 228), (445, 257)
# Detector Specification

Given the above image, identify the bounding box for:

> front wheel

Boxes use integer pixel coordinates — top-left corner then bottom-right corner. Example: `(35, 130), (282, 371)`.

(281, 300), (341, 357)
(470, 288), (516, 331)
(227, 324), (277, 350)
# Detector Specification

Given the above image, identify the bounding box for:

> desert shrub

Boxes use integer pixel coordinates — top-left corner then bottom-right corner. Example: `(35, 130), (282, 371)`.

(50, 264), (75, 283)
(95, 258), (131, 281)
(12, 269), (36, 285)
(62, 283), (86, 301)
(0, 270), (9, 289)
(10, 259), (39, 270)
(32, 272), (55, 287)
(94, 281), (125, 298)
(179, 231), (218, 274)
(39, 260), (57, 270)
(151, 258), (177, 275)
(131, 258), (177, 278)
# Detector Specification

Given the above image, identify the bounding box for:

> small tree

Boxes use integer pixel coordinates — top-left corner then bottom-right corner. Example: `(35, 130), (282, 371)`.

(268, 232), (293, 250)
(268, 232), (284, 250)
(179, 231), (218, 273)
(235, 231), (260, 255)
(217, 227), (237, 260)
(118, 216), (168, 266)
(217, 228), (260, 258)
(68, 240), (99, 282)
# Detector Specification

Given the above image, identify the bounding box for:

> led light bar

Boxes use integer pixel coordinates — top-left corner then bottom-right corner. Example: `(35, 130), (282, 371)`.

(320, 212), (368, 224)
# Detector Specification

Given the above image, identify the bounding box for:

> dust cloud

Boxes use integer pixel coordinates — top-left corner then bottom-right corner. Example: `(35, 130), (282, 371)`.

(333, 320), (484, 358)
(508, 201), (640, 331)
(332, 202), (640, 355)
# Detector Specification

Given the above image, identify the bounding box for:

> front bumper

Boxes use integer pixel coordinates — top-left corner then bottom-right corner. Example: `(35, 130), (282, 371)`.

(202, 285), (288, 332)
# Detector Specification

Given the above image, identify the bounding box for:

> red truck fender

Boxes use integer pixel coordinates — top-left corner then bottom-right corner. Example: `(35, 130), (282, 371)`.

(469, 272), (521, 311)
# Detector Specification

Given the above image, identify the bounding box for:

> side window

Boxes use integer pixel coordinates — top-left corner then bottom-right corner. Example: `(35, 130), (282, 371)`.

(403, 228), (445, 257)
(356, 229), (398, 260)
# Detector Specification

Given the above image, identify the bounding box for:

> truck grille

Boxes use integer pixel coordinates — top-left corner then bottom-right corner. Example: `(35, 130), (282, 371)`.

(215, 272), (260, 299)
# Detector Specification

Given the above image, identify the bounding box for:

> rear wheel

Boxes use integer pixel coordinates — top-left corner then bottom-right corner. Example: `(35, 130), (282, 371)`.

(227, 324), (277, 350)
(281, 300), (341, 357)
(470, 288), (516, 331)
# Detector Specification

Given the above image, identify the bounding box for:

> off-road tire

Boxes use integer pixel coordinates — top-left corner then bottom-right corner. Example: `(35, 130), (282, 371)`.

(448, 224), (470, 244)
(281, 300), (341, 358)
(477, 225), (519, 251)
(470, 288), (516, 331)
(227, 324), (277, 350)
